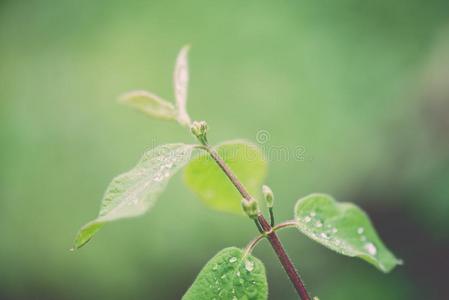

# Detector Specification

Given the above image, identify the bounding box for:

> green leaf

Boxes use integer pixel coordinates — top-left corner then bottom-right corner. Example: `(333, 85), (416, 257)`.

(72, 143), (195, 250)
(173, 45), (191, 126)
(294, 193), (402, 272)
(120, 90), (177, 120)
(184, 140), (267, 215)
(183, 247), (268, 300)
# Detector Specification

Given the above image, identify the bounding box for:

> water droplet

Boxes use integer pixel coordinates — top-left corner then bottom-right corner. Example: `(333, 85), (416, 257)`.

(232, 297), (237, 300)
(221, 274), (226, 279)
(304, 216), (311, 223)
(364, 242), (377, 255)
(236, 271), (240, 277)
(357, 227), (364, 234)
(212, 264), (218, 270)
(310, 211), (316, 217)
(320, 233), (329, 239)
(153, 174), (163, 182)
(245, 260), (254, 272)
(229, 257), (237, 263)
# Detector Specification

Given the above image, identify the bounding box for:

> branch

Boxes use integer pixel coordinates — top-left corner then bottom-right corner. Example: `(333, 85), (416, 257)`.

(203, 144), (311, 300)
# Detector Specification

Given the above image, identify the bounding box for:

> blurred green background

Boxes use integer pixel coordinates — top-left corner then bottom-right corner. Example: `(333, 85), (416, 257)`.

(1, 0), (449, 299)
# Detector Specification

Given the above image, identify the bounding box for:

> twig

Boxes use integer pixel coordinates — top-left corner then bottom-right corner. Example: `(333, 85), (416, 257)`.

(203, 144), (311, 300)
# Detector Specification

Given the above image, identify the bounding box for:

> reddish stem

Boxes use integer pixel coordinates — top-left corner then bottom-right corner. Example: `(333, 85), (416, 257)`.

(258, 216), (311, 300)
(205, 145), (311, 300)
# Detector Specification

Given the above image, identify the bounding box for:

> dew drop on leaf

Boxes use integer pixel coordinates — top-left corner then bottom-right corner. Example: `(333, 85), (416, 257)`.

(320, 233), (329, 239)
(245, 260), (255, 272)
(365, 242), (377, 255)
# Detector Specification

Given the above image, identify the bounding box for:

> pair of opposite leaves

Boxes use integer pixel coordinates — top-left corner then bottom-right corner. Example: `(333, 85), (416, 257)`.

(72, 46), (401, 299)
(73, 140), (400, 299)
(73, 45), (267, 248)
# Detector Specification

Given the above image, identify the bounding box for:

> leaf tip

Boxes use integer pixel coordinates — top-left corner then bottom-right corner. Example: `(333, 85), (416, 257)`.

(118, 90), (146, 104)
(179, 44), (191, 54)
(383, 257), (404, 273)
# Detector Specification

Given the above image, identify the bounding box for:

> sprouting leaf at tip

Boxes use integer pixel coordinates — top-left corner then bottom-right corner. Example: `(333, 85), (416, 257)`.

(182, 247), (268, 300)
(294, 193), (402, 272)
(72, 143), (196, 250)
(174, 45), (192, 126)
(120, 90), (177, 120)
(184, 140), (267, 215)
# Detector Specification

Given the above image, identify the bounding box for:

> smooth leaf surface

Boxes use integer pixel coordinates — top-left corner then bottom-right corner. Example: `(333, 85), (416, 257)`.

(184, 140), (267, 215)
(73, 144), (195, 250)
(120, 90), (177, 120)
(294, 194), (402, 272)
(183, 247), (268, 300)
(174, 45), (191, 126)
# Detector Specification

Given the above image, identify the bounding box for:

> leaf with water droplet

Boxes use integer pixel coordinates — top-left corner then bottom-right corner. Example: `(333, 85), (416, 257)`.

(182, 247), (268, 300)
(294, 194), (402, 272)
(120, 90), (178, 121)
(72, 144), (196, 250)
(173, 45), (191, 126)
(183, 140), (267, 215)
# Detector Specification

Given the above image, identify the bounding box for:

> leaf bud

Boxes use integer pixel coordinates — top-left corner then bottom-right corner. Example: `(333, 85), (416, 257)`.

(241, 198), (259, 219)
(190, 120), (208, 145)
(262, 185), (274, 208)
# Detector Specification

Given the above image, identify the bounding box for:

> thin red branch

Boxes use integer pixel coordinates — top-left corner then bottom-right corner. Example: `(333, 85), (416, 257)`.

(204, 145), (311, 300)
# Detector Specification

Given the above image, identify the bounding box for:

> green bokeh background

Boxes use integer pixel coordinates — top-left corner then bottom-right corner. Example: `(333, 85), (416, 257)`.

(1, 1), (448, 299)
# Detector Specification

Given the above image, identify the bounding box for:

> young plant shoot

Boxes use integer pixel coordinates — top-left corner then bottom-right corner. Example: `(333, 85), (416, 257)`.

(72, 46), (402, 300)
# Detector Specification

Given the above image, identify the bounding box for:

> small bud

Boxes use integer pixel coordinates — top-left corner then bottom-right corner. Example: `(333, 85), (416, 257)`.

(241, 198), (259, 219)
(191, 120), (208, 145)
(262, 185), (274, 208)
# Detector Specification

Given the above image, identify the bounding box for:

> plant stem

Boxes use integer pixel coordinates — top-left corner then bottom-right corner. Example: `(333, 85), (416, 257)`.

(245, 221), (299, 255)
(269, 207), (275, 227)
(204, 144), (311, 300)
(205, 145), (252, 200)
(258, 216), (311, 300)
(273, 220), (298, 231)
(254, 219), (264, 234)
